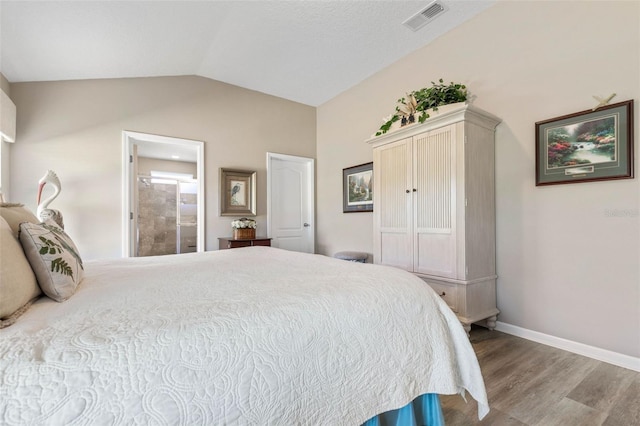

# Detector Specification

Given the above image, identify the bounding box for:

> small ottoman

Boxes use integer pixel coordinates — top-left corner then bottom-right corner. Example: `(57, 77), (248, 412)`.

(334, 251), (368, 263)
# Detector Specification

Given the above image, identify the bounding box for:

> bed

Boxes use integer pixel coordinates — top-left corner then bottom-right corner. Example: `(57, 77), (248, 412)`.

(0, 208), (489, 425)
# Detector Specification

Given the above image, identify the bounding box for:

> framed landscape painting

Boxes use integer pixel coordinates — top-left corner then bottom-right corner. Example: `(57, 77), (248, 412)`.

(343, 162), (373, 213)
(535, 100), (634, 186)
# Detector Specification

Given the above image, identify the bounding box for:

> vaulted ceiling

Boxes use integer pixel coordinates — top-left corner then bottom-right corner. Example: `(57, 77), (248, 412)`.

(0, 1), (494, 106)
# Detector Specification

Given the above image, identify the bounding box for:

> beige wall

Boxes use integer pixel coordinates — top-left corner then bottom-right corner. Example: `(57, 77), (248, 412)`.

(1, 73), (11, 200)
(9, 75), (316, 259)
(0, 73), (9, 94)
(317, 1), (639, 358)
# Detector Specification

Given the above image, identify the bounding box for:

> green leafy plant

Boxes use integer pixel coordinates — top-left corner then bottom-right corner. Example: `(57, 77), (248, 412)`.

(376, 79), (468, 136)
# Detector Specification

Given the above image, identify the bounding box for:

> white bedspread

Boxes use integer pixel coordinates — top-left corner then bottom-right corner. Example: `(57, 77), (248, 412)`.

(0, 247), (488, 424)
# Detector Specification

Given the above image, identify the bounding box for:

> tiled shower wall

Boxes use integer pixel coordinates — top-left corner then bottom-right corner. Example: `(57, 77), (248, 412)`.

(137, 180), (177, 256)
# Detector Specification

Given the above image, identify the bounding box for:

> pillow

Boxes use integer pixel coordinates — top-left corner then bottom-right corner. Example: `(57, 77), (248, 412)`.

(0, 216), (41, 327)
(0, 203), (40, 237)
(19, 220), (84, 302)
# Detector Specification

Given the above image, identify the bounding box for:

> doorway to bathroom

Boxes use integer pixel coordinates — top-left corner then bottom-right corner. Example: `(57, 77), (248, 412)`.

(122, 131), (205, 257)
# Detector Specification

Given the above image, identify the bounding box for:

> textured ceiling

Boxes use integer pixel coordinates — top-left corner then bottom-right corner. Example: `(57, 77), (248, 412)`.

(0, 1), (494, 106)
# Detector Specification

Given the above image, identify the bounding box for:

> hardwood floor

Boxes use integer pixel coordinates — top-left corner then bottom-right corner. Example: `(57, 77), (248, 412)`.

(440, 326), (640, 425)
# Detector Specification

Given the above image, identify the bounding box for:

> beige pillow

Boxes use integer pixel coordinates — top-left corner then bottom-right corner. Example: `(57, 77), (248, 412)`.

(19, 220), (84, 303)
(0, 216), (41, 327)
(0, 203), (39, 237)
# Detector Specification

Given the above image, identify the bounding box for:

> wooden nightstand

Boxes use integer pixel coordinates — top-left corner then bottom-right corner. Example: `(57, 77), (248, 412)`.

(218, 237), (272, 250)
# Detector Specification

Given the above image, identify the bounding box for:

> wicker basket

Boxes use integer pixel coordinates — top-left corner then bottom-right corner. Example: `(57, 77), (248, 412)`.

(233, 228), (255, 240)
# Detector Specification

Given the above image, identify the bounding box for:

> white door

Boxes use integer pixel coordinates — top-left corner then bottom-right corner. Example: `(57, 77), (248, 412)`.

(267, 153), (314, 253)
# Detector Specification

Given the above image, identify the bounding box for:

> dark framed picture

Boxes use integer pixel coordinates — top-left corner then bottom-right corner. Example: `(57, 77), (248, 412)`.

(220, 168), (256, 216)
(535, 100), (634, 186)
(343, 162), (373, 213)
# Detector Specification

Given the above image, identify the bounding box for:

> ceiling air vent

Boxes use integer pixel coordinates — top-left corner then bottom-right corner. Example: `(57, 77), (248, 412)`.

(403, 1), (447, 32)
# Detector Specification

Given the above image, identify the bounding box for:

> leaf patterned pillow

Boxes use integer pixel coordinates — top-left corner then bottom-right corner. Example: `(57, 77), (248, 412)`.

(19, 220), (84, 302)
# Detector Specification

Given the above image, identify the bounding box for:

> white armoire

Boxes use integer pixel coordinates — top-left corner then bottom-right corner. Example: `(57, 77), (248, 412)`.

(367, 103), (501, 334)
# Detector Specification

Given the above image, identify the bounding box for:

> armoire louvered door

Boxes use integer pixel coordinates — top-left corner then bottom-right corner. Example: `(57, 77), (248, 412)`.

(413, 125), (457, 278)
(372, 126), (459, 277)
(372, 137), (412, 271)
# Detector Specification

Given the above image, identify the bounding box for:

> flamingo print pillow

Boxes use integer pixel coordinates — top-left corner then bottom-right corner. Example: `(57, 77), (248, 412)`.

(19, 220), (84, 302)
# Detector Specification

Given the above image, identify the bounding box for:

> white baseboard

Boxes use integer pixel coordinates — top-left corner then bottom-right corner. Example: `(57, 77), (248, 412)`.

(494, 321), (640, 373)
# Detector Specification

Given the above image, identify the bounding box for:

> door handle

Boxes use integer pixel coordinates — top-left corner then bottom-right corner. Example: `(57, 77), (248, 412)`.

(304, 223), (311, 227)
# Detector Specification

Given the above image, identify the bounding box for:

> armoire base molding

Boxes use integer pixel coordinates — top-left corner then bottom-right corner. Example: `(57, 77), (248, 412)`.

(416, 273), (499, 336)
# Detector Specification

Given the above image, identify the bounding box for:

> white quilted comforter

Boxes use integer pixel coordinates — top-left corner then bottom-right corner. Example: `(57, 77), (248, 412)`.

(0, 247), (488, 424)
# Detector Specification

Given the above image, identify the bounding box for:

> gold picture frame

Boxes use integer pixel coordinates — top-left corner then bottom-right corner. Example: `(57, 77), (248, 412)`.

(219, 168), (256, 216)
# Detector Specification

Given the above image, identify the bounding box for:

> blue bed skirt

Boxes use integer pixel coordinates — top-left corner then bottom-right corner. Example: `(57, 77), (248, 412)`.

(362, 394), (444, 426)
